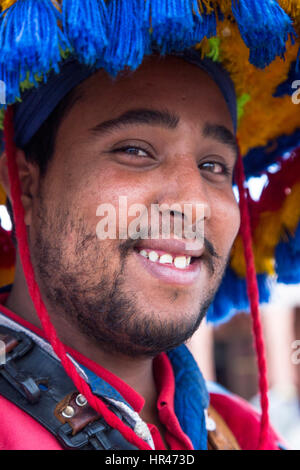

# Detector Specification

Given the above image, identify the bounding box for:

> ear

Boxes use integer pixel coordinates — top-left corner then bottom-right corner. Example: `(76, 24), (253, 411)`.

(0, 149), (40, 226)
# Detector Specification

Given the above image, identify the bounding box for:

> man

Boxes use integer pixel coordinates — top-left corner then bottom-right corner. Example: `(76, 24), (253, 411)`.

(0, 0), (298, 451)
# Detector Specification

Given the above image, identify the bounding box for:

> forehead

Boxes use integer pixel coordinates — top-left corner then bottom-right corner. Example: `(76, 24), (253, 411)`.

(66, 56), (233, 133)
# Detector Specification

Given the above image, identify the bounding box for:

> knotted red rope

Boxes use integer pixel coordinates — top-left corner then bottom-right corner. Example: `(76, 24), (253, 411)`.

(235, 150), (270, 449)
(3, 106), (151, 451)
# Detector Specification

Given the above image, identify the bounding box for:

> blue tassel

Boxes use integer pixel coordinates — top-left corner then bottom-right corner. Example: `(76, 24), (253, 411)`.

(62, 0), (108, 67)
(150, 0), (196, 54)
(103, 0), (151, 76)
(188, 0), (217, 46)
(231, 0), (295, 68)
(276, 223), (300, 284)
(207, 267), (271, 324)
(0, 0), (67, 82)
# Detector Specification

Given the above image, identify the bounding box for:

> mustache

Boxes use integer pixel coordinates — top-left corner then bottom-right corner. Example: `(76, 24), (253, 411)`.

(204, 238), (221, 260)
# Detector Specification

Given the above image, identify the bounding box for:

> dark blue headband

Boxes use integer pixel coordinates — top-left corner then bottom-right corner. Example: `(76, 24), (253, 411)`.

(13, 52), (237, 148)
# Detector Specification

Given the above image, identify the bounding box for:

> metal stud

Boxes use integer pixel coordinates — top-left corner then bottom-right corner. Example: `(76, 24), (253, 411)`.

(75, 394), (87, 407)
(61, 405), (75, 419)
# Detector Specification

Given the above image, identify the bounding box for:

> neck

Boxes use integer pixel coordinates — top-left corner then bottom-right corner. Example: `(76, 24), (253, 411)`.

(4, 253), (159, 425)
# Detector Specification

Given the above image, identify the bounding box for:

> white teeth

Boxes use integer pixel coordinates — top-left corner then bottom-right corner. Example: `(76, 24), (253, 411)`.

(148, 251), (159, 262)
(159, 254), (173, 264)
(138, 249), (192, 268)
(139, 249), (148, 258)
(174, 256), (188, 269)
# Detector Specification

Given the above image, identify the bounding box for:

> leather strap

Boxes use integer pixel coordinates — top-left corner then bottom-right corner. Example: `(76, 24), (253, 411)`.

(207, 405), (241, 450)
(54, 391), (100, 435)
(0, 325), (138, 450)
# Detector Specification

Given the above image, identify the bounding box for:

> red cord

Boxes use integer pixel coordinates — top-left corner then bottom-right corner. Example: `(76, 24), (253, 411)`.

(3, 106), (151, 451)
(235, 150), (270, 450)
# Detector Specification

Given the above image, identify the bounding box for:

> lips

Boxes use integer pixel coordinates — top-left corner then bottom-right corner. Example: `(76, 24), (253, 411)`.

(134, 238), (205, 258)
(133, 239), (204, 285)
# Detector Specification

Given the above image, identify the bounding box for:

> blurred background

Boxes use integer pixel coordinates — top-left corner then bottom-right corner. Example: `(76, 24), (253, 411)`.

(187, 175), (300, 450)
(189, 284), (300, 450)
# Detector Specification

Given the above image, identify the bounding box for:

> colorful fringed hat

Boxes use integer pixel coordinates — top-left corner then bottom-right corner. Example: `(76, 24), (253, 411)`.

(0, 0), (300, 450)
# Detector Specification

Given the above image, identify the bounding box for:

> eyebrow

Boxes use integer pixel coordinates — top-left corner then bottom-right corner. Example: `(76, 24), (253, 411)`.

(89, 107), (238, 158)
(89, 108), (179, 136)
(203, 122), (238, 159)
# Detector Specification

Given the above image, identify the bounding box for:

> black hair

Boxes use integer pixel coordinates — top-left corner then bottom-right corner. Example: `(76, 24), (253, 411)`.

(23, 87), (79, 176)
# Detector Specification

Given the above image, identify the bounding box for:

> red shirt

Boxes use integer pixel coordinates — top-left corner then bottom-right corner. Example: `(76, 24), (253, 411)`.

(0, 292), (193, 450)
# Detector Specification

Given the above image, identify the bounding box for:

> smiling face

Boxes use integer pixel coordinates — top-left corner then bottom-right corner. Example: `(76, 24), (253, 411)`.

(27, 55), (240, 357)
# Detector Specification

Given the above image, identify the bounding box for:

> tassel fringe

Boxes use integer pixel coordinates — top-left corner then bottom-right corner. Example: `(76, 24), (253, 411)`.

(62, 0), (108, 67)
(103, 0), (150, 76)
(231, 0), (295, 68)
(0, 0), (68, 100)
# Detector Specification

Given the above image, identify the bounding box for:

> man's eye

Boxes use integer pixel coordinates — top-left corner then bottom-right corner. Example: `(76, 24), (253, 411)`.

(114, 146), (150, 158)
(199, 161), (230, 175)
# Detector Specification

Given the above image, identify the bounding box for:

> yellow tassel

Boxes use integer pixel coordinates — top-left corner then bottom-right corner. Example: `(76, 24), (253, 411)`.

(214, 0), (232, 15)
(196, 0), (215, 14)
(279, 2), (300, 35)
(0, 0), (61, 13)
(0, 0), (17, 12)
(278, 0), (300, 17)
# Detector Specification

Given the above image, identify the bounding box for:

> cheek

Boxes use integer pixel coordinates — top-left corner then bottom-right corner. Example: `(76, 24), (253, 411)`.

(210, 192), (240, 255)
(77, 170), (154, 243)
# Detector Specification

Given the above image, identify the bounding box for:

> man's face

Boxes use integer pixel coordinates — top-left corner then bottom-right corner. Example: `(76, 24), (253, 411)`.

(29, 56), (240, 357)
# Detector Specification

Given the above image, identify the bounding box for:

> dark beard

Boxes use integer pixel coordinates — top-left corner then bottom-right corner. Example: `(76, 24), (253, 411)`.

(31, 194), (225, 358)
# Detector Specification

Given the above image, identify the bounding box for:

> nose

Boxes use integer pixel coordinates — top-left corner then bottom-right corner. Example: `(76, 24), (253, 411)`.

(156, 154), (211, 242)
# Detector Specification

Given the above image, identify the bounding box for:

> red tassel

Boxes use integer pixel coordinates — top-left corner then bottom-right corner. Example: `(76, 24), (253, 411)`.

(235, 149), (270, 450)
